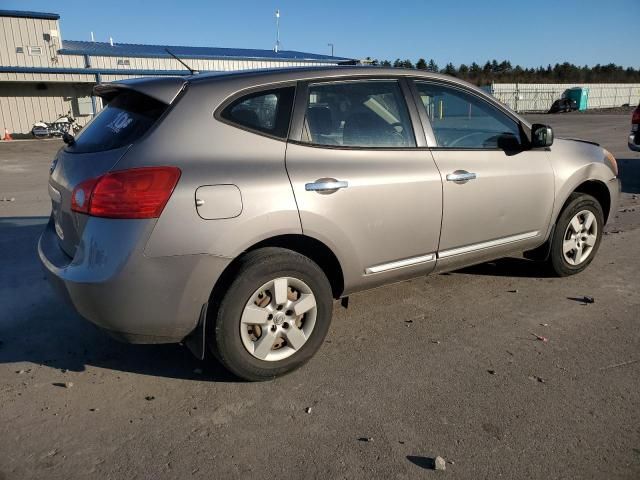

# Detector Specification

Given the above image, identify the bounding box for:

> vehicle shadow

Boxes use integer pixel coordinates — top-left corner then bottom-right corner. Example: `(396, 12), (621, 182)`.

(0, 216), (239, 382)
(453, 257), (552, 278)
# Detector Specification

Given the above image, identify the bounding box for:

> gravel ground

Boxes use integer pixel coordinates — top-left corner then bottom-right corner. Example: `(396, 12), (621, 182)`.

(0, 114), (639, 479)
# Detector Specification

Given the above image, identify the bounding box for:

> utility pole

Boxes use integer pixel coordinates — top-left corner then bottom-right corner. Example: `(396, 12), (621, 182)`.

(328, 43), (334, 57)
(275, 9), (280, 53)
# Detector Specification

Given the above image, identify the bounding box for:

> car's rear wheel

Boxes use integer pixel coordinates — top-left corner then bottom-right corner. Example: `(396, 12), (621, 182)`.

(548, 193), (604, 276)
(208, 247), (333, 381)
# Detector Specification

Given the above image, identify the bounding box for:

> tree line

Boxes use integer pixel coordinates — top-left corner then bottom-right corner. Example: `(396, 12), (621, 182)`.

(367, 58), (640, 85)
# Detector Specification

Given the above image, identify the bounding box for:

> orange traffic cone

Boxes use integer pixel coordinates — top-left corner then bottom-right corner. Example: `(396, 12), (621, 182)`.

(2, 128), (12, 141)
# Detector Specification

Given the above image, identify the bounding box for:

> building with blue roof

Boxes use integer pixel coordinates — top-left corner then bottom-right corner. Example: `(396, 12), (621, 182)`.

(0, 9), (352, 135)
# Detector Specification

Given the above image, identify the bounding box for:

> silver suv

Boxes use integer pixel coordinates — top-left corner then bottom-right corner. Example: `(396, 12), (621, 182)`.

(39, 67), (620, 380)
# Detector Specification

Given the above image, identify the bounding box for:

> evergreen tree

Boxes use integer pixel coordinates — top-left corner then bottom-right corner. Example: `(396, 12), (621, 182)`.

(443, 62), (457, 76)
(369, 57), (640, 85)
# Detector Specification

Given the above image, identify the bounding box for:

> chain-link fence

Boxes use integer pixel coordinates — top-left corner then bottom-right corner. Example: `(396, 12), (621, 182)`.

(489, 83), (640, 112)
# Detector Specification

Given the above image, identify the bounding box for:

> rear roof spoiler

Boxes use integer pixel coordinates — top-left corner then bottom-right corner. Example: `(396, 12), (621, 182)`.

(93, 76), (188, 105)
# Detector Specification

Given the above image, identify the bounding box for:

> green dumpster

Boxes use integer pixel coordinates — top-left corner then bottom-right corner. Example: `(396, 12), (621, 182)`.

(566, 87), (589, 111)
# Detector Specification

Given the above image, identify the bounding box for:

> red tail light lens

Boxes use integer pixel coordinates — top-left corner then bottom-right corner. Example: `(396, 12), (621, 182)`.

(71, 167), (181, 219)
(632, 107), (640, 125)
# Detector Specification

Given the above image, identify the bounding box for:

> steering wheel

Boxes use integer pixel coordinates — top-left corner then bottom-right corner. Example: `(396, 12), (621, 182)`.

(387, 121), (408, 143)
(447, 131), (489, 148)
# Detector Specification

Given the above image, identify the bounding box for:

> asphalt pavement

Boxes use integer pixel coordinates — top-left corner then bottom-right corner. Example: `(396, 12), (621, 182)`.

(0, 112), (639, 479)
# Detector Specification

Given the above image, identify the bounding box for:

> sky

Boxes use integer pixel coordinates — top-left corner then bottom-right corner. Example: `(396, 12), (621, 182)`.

(4, 0), (639, 68)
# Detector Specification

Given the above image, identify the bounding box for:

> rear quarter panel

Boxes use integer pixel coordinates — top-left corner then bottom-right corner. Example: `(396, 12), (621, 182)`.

(113, 80), (302, 258)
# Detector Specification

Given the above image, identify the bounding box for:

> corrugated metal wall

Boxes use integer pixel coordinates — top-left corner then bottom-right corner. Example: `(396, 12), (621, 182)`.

(0, 16), (62, 68)
(90, 55), (336, 72)
(0, 52), (339, 133)
(0, 13), (342, 134)
(0, 82), (94, 135)
(491, 83), (640, 112)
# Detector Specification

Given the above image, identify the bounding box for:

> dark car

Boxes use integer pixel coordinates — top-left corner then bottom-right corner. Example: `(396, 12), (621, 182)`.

(629, 103), (640, 152)
(548, 98), (578, 114)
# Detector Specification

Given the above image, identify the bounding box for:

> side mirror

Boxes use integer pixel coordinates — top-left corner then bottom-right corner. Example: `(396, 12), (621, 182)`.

(531, 123), (554, 148)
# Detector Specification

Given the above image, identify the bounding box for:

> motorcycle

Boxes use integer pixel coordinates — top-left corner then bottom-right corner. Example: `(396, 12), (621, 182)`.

(32, 111), (82, 138)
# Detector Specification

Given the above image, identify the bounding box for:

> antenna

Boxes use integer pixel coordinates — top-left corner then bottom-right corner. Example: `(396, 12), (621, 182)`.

(109, 36), (114, 47)
(274, 9), (280, 53)
(165, 48), (198, 75)
(90, 31), (95, 42)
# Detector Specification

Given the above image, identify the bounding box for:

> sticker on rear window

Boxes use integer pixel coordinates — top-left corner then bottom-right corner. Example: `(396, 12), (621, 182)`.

(106, 111), (133, 133)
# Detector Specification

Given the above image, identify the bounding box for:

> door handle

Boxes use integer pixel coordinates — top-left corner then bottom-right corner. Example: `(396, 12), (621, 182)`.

(305, 178), (348, 194)
(446, 170), (477, 183)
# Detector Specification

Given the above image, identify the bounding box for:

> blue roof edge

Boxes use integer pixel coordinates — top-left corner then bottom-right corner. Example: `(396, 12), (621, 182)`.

(0, 66), (196, 76)
(58, 49), (347, 63)
(58, 40), (352, 63)
(0, 10), (60, 20)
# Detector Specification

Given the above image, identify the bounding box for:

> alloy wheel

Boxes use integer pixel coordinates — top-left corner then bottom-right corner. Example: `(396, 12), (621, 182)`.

(239, 277), (317, 362)
(562, 210), (598, 266)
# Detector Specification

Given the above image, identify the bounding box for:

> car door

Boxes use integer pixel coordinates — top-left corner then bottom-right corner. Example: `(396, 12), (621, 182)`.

(285, 78), (443, 294)
(410, 80), (555, 271)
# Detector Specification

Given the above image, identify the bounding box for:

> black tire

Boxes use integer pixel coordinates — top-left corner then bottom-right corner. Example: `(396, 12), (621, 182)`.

(548, 193), (604, 277)
(208, 247), (333, 381)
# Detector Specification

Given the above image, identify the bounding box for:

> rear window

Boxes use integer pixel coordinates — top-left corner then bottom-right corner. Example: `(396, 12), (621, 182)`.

(68, 91), (167, 153)
(220, 87), (295, 138)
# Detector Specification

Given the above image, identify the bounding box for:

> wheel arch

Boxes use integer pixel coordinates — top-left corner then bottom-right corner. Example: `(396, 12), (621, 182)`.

(526, 179), (610, 262)
(209, 234), (345, 306)
(248, 235), (345, 299)
(565, 179), (611, 224)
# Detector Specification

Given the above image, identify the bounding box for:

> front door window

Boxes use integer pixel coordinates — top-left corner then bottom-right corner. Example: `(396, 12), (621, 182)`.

(414, 82), (522, 149)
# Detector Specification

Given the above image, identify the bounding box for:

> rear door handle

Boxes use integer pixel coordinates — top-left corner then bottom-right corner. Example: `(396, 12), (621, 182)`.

(446, 170), (477, 183)
(305, 178), (348, 194)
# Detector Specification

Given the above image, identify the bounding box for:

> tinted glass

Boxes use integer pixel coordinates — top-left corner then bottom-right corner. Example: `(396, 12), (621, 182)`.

(222, 87), (295, 138)
(303, 80), (415, 148)
(69, 91), (167, 153)
(414, 82), (522, 149)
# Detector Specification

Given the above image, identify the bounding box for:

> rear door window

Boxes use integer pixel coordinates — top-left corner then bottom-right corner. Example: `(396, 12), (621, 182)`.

(221, 87), (295, 138)
(69, 90), (167, 153)
(302, 80), (416, 148)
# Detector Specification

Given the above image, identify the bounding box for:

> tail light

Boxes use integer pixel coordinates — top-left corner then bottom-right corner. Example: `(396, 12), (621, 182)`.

(71, 166), (181, 219)
(632, 107), (640, 125)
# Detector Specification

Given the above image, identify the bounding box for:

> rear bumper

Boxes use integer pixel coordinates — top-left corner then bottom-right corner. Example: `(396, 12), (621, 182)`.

(38, 216), (231, 343)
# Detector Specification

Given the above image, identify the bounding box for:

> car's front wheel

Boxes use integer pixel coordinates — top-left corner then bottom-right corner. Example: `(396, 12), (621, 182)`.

(548, 193), (604, 276)
(208, 247), (333, 381)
